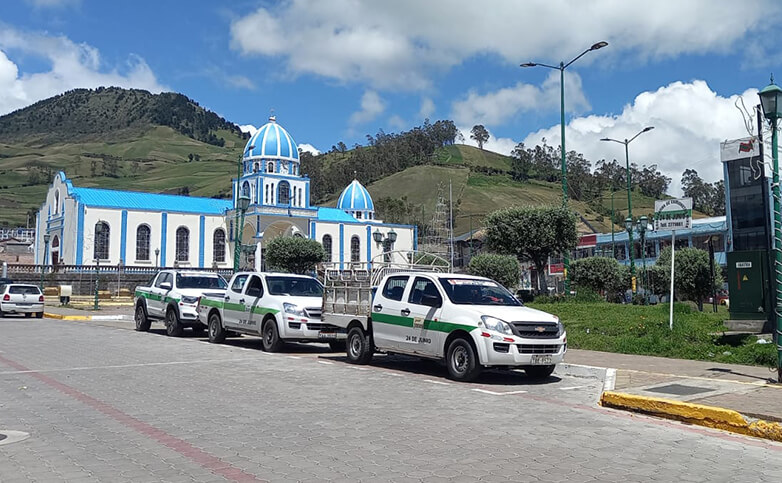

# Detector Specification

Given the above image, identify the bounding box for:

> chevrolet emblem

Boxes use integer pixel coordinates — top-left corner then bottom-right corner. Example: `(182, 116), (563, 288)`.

(535, 326), (546, 333)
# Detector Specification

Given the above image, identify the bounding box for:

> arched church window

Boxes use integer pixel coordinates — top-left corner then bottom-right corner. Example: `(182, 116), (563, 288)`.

(94, 221), (110, 260)
(322, 235), (332, 263)
(213, 229), (226, 263)
(241, 181), (250, 199)
(350, 236), (360, 262)
(136, 225), (151, 261)
(299, 188), (303, 206)
(267, 162), (274, 173)
(254, 163), (259, 173)
(54, 190), (60, 214)
(278, 181), (291, 205)
(176, 227), (189, 262)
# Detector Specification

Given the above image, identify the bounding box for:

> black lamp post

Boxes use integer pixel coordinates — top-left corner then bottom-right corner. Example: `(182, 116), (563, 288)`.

(233, 194), (251, 272)
(637, 215), (648, 304)
(625, 216), (635, 294)
(40, 233), (50, 290)
(758, 76), (782, 382)
(373, 229), (397, 262)
(155, 247), (160, 269)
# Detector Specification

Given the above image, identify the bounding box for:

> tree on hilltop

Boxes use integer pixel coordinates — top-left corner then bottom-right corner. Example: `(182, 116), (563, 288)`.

(470, 125), (489, 150)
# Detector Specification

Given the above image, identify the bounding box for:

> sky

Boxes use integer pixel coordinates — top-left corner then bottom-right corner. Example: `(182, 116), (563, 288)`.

(2, 0), (782, 194)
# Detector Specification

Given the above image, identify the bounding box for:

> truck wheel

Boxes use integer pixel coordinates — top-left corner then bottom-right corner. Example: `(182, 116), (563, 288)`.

(446, 338), (481, 382)
(165, 308), (183, 337)
(208, 313), (226, 343)
(328, 340), (346, 352)
(525, 364), (556, 380)
(346, 326), (373, 364)
(36, 312), (43, 319)
(135, 303), (151, 332)
(261, 318), (283, 352)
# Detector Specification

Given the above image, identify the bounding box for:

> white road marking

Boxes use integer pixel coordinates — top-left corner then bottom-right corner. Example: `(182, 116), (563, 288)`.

(287, 356), (302, 360)
(317, 361), (334, 365)
(560, 385), (588, 391)
(0, 357), (262, 375)
(472, 388), (528, 395)
(423, 379), (451, 385)
(385, 372), (403, 377)
(603, 368), (617, 392)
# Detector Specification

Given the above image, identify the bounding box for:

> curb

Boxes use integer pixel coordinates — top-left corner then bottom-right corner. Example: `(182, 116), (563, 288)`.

(600, 391), (782, 443)
(557, 363), (609, 381)
(44, 313), (131, 321)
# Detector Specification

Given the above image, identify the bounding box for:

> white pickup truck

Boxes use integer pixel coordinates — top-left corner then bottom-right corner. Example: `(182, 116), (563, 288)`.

(134, 270), (228, 336)
(197, 271), (344, 352)
(322, 270), (567, 381)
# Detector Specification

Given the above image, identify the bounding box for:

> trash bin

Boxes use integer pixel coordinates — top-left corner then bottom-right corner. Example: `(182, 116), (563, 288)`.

(59, 285), (72, 305)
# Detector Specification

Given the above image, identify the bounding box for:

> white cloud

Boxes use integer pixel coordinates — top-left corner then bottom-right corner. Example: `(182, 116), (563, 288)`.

(418, 97), (435, 120)
(458, 125), (517, 157)
(298, 143), (321, 155)
(239, 124), (257, 136)
(229, 0), (778, 91)
(0, 26), (165, 116)
(522, 80), (755, 195)
(388, 114), (406, 130)
(26, 0), (80, 8)
(349, 90), (386, 125)
(451, 71), (588, 127)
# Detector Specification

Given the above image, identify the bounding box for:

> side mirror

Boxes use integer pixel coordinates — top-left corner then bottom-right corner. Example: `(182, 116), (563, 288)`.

(160, 282), (172, 291)
(420, 294), (441, 308)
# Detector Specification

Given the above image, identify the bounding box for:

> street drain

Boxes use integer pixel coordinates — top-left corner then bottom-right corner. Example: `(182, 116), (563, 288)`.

(0, 430), (30, 446)
(646, 384), (715, 396)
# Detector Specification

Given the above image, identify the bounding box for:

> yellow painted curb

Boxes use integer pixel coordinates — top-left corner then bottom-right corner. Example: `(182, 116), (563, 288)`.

(44, 312), (92, 321)
(600, 391), (782, 442)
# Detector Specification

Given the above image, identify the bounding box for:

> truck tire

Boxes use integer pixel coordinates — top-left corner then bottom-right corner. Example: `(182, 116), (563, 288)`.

(346, 326), (373, 364)
(261, 318), (283, 352)
(208, 313), (226, 343)
(524, 364), (556, 380)
(328, 340), (346, 352)
(135, 303), (151, 332)
(165, 307), (184, 337)
(36, 312), (43, 319)
(446, 337), (481, 382)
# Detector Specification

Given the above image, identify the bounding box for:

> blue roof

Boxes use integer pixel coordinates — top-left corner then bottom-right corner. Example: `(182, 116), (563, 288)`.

(595, 217), (727, 244)
(336, 179), (374, 212)
(244, 117), (299, 161)
(70, 187), (232, 215)
(317, 207), (358, 222)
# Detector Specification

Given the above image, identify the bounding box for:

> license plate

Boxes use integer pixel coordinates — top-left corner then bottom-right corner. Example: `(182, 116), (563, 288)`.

(530, 355), (552, 365)
(317, 332), (337, 340)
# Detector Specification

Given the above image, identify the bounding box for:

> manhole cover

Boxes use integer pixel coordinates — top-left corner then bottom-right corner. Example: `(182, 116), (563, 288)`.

(0, 430), (29, 446)
(647, 384), (715, 396)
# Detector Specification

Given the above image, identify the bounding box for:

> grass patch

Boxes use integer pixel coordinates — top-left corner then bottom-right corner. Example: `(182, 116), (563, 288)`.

(528, 301), (777, 367)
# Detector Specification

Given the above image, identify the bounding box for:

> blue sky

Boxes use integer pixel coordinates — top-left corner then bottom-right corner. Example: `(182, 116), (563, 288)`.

(2, 0), (782, 193)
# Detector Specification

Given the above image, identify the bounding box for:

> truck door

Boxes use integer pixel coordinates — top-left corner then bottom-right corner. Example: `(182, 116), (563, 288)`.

(399, 276), (444, 356)
(371, 275), (411, 351)
(243, 274), (265, 333)
(223, 274), (249, 330)
(149, 272), (171, 318)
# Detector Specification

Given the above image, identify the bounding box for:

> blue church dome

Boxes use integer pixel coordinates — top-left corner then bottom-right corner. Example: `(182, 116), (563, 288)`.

(337, 179), (375, 214)
(243, 116), (299, 162)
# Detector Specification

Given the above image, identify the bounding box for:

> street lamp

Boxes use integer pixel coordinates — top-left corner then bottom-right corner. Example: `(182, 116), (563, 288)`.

(601, 126), (654, 292)
(94, 222), (104, 310)
(40, 233), (50, 290)
(758, 75), (782, 383)
(373, 229), (397, 262)
(154, 248), (160, 269)
(521, 40), (608, 295)
(233, 194), (251, 272)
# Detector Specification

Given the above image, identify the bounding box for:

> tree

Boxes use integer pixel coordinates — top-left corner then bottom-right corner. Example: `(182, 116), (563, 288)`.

(569, 256), (629, 299)
(654, 246), (722, 311)
(470, 125), (489, 150)
(467, 254), (521, 290)
(484, 206), (578, 293)
(264, 237), (325, 274)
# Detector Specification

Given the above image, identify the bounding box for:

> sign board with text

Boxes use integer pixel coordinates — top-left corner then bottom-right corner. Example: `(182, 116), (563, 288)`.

(654, 198), (693, 231)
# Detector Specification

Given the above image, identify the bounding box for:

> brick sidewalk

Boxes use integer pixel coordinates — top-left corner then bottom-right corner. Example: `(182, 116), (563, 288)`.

(566, 349), (782, 422)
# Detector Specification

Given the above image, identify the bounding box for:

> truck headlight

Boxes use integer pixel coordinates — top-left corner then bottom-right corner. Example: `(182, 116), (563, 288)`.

(283, 303), (307, 317)
(480, 316), (513, 335)
(181, 295), (199, 305)
(556, 318), (565, 337)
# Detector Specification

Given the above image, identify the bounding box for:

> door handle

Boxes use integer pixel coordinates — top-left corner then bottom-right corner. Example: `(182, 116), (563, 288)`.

(224, 296), (230, 301)
(239, 299), (245, 304)
(373, 304), (383, 311)
(400, 308), (411, 316)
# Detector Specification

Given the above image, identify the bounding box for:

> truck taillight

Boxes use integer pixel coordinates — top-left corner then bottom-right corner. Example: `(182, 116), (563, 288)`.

(39, 295), (45, 302)
(3, 294), (9, 301)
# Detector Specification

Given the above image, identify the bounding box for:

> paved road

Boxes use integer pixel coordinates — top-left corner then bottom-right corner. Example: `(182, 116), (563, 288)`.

(1, 315), (781, 482)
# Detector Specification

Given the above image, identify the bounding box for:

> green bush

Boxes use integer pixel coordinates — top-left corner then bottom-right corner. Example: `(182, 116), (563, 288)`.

(264, 237), (325, 274)
(467, 254), (520, 290)
(570, 256), (630, 300)
(655, 247), (722, 311)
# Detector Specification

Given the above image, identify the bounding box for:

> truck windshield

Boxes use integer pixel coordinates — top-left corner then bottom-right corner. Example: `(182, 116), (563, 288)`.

(176, 274), (228, 290)
(265, 276), (323, 297)
(438, 278), (521, 306)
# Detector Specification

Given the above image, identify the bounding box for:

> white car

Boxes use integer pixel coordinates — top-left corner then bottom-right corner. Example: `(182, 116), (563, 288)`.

(0, 284), (45, 318)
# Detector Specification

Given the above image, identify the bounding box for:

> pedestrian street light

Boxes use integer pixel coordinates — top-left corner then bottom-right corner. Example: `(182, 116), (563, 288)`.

(155, 247), (160, 269)
(40, 233), (50, 290)
(758, 75), (782, 383)
(637, 215), (649, 304)
(373, 229), (397, 262)
(233, 194), (251, 272)
(521, 40), (609, 295)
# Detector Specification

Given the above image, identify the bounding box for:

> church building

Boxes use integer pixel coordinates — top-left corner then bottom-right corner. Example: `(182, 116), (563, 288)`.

(34, 117), (416, 271)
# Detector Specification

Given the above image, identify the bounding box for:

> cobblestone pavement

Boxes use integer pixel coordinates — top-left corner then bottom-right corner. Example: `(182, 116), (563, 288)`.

(1, 316), (782, 482)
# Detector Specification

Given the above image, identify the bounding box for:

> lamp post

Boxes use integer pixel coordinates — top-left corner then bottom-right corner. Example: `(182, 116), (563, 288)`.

(94, 222), (103, 310)
(521, 40), (608, 295)
(233, 194), (251, 272)
(637, 215), (648, 304)
(373, 228), (397, 263)
(758, 75), (782, 382)
(40, 233), (50, 290)
(154, 248), (160, 269)
(601, 126), (654, 292)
